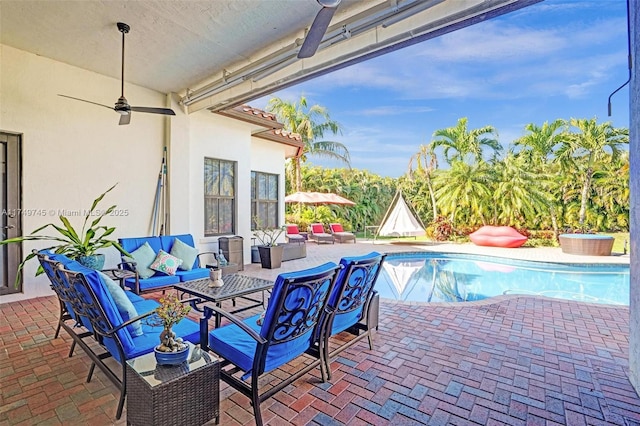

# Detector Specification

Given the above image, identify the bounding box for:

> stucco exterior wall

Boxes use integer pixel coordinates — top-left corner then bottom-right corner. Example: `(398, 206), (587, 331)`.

(0, 44), (288, 303)
(186, 112), (287, 265)
(629, 0), (639, 394)
(0, 44), (168, 302)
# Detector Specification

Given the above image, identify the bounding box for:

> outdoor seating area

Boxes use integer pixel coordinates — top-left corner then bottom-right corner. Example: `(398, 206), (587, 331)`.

(2, 241), (639, 425)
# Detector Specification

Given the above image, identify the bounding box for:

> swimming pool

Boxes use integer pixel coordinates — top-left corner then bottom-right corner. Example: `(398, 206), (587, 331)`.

(376, 252), (630, 305)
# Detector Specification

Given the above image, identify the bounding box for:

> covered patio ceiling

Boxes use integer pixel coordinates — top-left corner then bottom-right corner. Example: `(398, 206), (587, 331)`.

(1, 0), (541, 114)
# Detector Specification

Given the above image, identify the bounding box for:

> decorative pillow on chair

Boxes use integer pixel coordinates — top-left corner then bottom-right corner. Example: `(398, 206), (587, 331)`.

(311, 224), (324, 234)
(124, 242), (156, 279)
(170, 238), (199, 271)
(149, 250), (183, 276)
(332, 223), (344, 232)
(98, 271), (143, 336)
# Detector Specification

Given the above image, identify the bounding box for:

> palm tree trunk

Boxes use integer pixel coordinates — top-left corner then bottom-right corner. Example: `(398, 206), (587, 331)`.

(578, 169), (593, 228)
(426, 176), (437, 220)
(550, 205), (559, 239)
(295, 157), (302, 192)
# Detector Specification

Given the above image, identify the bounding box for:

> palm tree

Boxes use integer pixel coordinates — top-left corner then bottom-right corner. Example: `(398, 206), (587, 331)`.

(431, 117), (502, 165)
(514, 119), (566, 163)
(491, 153), (550, 227)
(408, 144), (439, 220)
(555, 118), (629, 228)
(514, 119), (567, 236)
(433, 161), (492, 226)
(266, 95), (350, 191)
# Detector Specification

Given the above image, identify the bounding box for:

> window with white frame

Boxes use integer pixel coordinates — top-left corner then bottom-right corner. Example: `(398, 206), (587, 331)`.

(204, 158), (236, 236)
(251, 171), (278, 230)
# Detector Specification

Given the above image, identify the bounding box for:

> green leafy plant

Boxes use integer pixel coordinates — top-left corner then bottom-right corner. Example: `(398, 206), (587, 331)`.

(0, 184), (129, 286)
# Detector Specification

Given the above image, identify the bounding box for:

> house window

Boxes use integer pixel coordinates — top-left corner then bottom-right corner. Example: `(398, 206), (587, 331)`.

(251, 171), (278, 230)
(204, 158), (236, 236)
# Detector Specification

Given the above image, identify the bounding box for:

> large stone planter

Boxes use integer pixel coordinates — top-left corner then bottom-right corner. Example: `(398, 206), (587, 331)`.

(559, 234), (614, 256)
(257, 245), (284, 269)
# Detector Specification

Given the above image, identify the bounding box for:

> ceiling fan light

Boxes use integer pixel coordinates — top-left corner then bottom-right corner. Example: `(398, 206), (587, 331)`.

(317, 0), (341, 8)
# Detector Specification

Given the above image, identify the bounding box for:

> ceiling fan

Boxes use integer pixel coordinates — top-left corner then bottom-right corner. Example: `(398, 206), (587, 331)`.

(298, 0), (342, 59)
(59, 22), (175, 125)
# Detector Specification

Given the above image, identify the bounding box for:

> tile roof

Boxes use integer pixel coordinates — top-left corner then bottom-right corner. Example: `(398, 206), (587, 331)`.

(216, 104), (303, 157)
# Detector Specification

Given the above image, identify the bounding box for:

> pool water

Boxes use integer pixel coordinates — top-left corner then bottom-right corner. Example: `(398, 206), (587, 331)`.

(376, 253), (630, 305)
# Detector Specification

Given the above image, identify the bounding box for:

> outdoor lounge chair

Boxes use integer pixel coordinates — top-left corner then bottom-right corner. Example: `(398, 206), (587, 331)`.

(285, 224), (306, 243)
(317, 251), (386, 380)
(309, 223), (334, 244)
(55, 260), (201, 420)
(329, 223), (356, 243)
(206, 262), (341, 426)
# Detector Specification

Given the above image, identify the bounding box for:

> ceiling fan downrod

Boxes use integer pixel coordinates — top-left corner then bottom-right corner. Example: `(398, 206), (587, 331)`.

(117, 22), (130, 103)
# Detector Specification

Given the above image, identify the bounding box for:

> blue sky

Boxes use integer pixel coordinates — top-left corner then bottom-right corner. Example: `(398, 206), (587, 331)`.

(256, 0), (629, 178)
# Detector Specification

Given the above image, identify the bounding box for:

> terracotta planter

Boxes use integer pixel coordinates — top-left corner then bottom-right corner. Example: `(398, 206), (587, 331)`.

(257, 245), (284, 269)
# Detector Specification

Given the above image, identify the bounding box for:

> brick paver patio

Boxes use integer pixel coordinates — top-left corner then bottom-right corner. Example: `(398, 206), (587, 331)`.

(1, 241), (638, 425)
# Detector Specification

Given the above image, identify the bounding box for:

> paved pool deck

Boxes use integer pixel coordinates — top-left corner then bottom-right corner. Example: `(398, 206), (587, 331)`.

(1, 240), (637, 425)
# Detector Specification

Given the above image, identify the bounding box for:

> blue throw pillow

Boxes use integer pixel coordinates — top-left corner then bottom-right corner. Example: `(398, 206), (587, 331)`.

(170, 238), (199, 271)
(125, 242), (156, 279)
(98, 271), (143, 337)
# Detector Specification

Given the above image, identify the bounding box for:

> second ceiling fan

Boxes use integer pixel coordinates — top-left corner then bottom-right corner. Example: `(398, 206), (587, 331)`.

(298, 0), (342, 59)
(59, 22), (175, 125)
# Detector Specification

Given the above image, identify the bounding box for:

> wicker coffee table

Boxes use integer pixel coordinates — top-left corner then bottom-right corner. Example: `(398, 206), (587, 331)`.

(126, 343), (219, 426)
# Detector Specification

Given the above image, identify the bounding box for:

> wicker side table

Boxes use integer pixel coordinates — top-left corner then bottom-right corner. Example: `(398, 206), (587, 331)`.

(126, 344), (219, 426)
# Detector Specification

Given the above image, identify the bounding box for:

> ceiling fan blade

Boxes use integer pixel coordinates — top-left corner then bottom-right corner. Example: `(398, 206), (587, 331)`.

(58, 94), (113, 110)
(298, 6), (338, 59)
(119, 113), (131, 125)
(130, 106), (176, 116)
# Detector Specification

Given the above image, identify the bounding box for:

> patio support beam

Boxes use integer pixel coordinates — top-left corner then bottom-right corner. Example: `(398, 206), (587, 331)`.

(629, 0), (640, 396)
(183, 0), (542, 114)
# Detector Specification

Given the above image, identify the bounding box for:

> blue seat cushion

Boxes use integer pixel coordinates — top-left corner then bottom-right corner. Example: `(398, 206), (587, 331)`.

(124, 275), (180, 292)
(113, 317), (200, 363)
(209, 313), (268, 373)
(124, 291), (147, 304)
(176, 268), (209, 282)
(131, 299), (160, 315)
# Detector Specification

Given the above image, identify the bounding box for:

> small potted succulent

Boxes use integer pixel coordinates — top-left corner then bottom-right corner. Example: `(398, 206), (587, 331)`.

(148, 293), (191, 365)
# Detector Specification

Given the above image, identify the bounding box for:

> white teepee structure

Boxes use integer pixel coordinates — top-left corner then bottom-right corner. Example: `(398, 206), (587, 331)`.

(376, 190), (426, 238)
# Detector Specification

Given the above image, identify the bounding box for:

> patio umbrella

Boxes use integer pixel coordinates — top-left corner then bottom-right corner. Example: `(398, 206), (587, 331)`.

(284, 191), (355, 206)
(284, 191), (355, 220)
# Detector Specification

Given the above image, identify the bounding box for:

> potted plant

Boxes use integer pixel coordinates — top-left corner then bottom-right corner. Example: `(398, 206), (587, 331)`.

(147, 293), (191, 365)
(252, 221), (286, 269)
(0, 184), (129, 286)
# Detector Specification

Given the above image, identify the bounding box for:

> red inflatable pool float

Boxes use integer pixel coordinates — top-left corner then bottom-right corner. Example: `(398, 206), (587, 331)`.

(469, 226), (528, 248)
